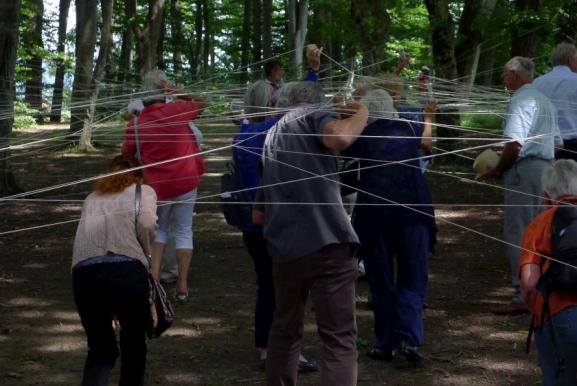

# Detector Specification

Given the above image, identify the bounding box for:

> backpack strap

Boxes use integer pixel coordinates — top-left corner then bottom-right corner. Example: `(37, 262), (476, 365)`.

(133, 116), (142, 164)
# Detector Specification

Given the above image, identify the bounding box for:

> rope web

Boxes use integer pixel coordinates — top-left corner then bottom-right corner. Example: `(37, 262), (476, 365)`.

(3, 48), (576, 270)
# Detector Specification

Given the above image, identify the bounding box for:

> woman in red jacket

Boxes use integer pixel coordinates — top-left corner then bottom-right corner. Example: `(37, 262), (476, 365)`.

(123, 69), (206, 301)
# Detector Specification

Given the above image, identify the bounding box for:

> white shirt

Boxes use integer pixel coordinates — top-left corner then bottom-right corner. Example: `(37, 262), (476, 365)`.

(534, 65), (577, 140)
(503, 83), (561, 161)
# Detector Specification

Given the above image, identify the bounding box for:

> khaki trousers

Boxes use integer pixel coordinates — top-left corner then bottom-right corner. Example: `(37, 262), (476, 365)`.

(266, 244), (358, 386)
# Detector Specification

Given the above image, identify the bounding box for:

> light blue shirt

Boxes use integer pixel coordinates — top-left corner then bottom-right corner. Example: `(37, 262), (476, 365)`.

(534, 66), (577, 140)
(503, 83), (561, 161)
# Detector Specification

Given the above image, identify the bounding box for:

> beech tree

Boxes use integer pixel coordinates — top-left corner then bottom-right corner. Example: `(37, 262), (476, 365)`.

(23, 0), (44, 115)
(50, 0), (72, 122)
(128, 0), (166, 77)
(0, 0), (21, 195)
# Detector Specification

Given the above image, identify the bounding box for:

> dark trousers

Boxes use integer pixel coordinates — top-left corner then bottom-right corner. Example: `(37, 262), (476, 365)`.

(556, 139), (577, 161)
(266, 244), (358, 386)
(243, 231), (275, 349)
(359, 223), (429, 350)
(73, 260), (150, 386)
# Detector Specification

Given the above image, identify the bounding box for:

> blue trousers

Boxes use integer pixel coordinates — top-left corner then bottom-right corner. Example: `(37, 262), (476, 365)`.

(535, 306), (577, 386)
(357, 221), (429, 349)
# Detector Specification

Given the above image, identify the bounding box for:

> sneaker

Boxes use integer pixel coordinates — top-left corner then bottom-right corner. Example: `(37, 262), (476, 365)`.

(298, 359), (320, 373)
(399, 341), (424, 364)
(174, 292), (189, 303)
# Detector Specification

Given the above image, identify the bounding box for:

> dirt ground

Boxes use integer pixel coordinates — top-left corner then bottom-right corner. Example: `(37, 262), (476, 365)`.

(0, 123), (541, 385)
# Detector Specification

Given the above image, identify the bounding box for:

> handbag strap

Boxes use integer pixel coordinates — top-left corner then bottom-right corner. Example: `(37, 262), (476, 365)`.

(134, 183), (152, 270)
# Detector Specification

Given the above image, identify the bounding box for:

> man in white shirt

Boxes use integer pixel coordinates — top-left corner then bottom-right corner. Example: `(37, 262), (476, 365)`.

(534, 42), (577, 160)
(489, 56), (561, 315)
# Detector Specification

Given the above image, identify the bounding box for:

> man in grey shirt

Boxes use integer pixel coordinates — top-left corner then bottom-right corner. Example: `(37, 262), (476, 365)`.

(253, 81), (368, 386)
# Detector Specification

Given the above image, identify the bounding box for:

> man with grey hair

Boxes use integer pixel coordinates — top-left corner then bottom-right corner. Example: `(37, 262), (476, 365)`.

(535, 42), (577, 160)
(253, 81), (368, 386)
(520, 159), (577, 386)
(489, 56), (562, 315)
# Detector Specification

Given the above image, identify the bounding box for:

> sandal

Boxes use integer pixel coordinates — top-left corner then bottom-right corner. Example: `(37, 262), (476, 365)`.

(174, 292), (189, 303)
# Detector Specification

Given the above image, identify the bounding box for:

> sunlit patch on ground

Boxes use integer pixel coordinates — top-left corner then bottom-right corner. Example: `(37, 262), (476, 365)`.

(16, 310), (47, 318)
(162, 372), (202, 383)
(42, 323), (84, 334)
(37, 336), (85, 352)
(164, 327), (202, 338)
(6, 297), (51, 307)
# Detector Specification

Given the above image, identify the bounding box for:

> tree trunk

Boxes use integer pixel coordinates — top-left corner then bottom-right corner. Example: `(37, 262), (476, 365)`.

(171, 0), (183, 81)
(289, 0), (308, 72)
(262, 0), (272, 60)
(156, 3), (168, 70)
(70, 0), (98, 134)
(351, 0), (390, 75)
(475, 0), (503, 86)
(24, 0), (44, 117)
(50, 0), (72, 122)
(252, 0), (262, 74)
(455, 0), (498, 81)
(0, 0), (22, 195)
(240, 0), (252, 83)
(424, 0), (460, 152)
(79, 0), (113, 151)
(117, 9), (133, 83)
(511, 0), (540, 58)
(128, 0), (166, 78)
(202, 0), (210, 75)
(191, 0), (203, 79)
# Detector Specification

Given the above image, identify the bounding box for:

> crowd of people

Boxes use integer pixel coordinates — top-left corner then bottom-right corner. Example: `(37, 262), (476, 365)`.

(69, 42), (577, 386)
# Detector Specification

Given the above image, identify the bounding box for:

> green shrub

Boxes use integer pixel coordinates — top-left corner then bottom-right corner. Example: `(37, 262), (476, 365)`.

(461, 110), (503, 132)
(13, 100), (38, 130)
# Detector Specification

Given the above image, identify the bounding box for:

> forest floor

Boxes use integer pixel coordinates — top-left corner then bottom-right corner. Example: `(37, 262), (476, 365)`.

(0, 123), (541, 385)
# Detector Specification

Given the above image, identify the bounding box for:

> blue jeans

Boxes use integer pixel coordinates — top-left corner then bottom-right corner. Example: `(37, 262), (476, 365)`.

(535, 306), (577, 386)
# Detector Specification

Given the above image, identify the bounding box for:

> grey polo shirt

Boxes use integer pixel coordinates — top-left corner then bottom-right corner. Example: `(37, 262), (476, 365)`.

(258, 106), (359, 263)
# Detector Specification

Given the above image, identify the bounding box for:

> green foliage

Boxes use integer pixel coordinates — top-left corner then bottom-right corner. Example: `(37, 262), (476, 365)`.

(460, 110), (503, 132)
(13, 101), (39, 130)
(386, 2), (431, 76)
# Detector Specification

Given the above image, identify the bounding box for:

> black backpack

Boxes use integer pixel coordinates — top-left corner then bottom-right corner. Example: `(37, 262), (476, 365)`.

(541, 204), (577, 295)
(220, 162), (253, 228)
(526, 202), (577, 372)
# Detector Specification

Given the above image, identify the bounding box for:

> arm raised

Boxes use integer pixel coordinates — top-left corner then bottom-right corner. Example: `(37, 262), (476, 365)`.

(322, 101), (368, 151)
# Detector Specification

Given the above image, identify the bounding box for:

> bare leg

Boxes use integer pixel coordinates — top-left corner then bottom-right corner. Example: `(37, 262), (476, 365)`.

(176, 248), (193, 294)
(151, 242), (166, 281)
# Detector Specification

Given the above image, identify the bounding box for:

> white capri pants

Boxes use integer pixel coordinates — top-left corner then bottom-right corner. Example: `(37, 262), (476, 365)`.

(154, 189), (197, 249)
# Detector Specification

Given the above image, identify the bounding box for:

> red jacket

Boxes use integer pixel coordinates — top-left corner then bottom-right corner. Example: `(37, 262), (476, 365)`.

(122, 101), (205, 200)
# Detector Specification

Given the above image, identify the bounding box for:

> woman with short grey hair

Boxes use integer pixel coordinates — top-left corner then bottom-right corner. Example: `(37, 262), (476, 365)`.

(520, 159), (577, 386)
(122, 69), (206, 302)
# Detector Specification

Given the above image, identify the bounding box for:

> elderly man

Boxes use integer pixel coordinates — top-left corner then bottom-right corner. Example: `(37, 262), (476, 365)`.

(489, 57), (561, 315)
(534, 42), (577, 160)
(520, 159), (577, 386)
(253, 81), (368, 386)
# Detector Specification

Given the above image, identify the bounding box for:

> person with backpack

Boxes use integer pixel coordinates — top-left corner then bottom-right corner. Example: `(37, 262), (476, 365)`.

(520, 159), (577, 386)
(228, 46), (322, 372)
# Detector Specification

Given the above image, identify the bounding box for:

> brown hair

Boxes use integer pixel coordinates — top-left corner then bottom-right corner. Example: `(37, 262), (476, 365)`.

(93, 154), (143, 194)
